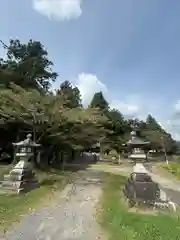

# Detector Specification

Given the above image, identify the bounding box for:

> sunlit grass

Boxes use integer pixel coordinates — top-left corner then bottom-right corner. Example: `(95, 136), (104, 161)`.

(88, 163), (130, 176)
(161, 163), (180, 179)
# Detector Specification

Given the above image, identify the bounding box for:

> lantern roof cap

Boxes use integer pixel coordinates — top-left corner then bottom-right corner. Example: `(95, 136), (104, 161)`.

(126, 130), (149, 145)
(127, 137), (149, 145)
(12, 134), (41, 147)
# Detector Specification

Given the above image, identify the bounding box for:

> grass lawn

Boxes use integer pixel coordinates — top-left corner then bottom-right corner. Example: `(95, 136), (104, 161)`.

(98, 173), (180, 240)
(89, 163), (118, 171)
(0, 166), (71, 231)
(161, 163), (180, 179)
(88, 163), (130, 177)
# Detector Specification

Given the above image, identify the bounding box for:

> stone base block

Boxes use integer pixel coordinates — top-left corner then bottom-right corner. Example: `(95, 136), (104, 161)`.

(4, 171), (36, 181)
(0, 159), (40, 194)
(1, 180), (40, 194)
(129, 153), (147, 160)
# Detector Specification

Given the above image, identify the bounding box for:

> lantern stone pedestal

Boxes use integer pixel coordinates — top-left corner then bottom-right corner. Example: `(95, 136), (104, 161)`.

(1, 159), (39, 194)
(1, 134), (40, 194)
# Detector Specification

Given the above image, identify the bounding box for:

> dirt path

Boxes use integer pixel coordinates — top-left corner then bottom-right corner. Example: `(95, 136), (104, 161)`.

(144, 163), (180, 205)
(97, 162), (180, 205)
(1, 170), (105, 240)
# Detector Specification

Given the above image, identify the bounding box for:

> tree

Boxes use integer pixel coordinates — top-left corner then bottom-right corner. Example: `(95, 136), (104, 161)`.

(0, 83), (66, 142)
(143, 114), (175, 153)
(55, 107), (108, 150)
(104, 109), (129, 152)
(0, 39), (57, 91)
(146, 114), (163, 132)
(56, 80), (82, 108)
(90, 92), (109, 111)
(0, 83), (108, 152)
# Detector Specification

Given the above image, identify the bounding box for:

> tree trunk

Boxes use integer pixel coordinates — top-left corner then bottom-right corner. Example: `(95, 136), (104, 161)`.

(118, 154), (121, 164)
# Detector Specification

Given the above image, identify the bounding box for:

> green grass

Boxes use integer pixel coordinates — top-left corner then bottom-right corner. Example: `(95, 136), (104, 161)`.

(0, 164), (12, 178)
(101, 150), (119, 160)
(89, 163), (119, 171)
(161, 163), (180, 179)
(98, 173), (180, 240)
(0, 166), (71, 231)
(88, 163), (130, 177)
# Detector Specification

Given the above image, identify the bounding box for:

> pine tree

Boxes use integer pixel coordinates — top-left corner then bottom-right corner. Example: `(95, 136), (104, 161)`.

(90, 92), (109, 111)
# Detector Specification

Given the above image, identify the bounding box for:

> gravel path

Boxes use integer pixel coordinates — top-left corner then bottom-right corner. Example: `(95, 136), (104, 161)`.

(1, 170), (105, 240)
(111, 163), (180, 205)
(144, 163), (180, 205)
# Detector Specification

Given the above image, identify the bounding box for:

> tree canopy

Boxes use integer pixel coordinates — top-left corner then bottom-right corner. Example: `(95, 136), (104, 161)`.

(0, 39), (57, 91)
(90, 91), (109, 111)
(56, 80), (82, 108)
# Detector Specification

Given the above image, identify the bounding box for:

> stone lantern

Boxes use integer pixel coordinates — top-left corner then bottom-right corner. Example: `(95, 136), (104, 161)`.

(126, 130), (150, 162)
(1, 134), (41, 194)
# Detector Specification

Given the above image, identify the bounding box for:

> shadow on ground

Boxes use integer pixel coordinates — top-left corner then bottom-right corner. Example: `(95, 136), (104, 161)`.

(60, 154), (99, 172)
(72, 168), (108, 187)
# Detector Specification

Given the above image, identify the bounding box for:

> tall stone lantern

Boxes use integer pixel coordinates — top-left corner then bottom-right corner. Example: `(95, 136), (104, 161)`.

(126, 131), (150, 162)
(1, 134), (41, 194)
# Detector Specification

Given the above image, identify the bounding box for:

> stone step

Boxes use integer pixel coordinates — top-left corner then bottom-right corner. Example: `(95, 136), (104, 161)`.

(9, 170), (36, 176)
(0, 182), (40, 194)
(4, 173), (36, 181)
(0, 189), (18, 195)
(2, 180), (21, 188)
(1, 180), (38, 189)
(4, 174), (22, 181)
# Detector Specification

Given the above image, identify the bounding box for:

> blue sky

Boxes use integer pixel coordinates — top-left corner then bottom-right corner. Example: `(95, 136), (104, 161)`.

(1, 0), (180, 138)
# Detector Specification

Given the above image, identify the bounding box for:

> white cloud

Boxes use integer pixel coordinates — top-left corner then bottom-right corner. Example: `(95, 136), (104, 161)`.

(160, 119), (180, 140)
(33, 0), (82, 21)
(168, 100), (180, 140)
(76, 73), (108, 106)
(110, 93), (149, 120)
(110, 100), (140, 118)
(75, 73), (146, 119)
(161, 100), (180, 140)
(174, 100), (180, 112)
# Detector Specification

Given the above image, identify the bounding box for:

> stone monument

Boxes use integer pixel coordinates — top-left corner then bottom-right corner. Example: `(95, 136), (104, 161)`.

(1, 134), (41, 194)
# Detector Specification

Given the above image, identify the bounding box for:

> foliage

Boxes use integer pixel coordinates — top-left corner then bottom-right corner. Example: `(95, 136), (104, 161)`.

(89, 93), (176, 154)
(51, 107), (109, 150)
(90, 91), (109, 111)
(0, 83), (65, 142)
(56, 80), (82, 108)
(0, 83), (108, 152)
(142, 115), (176, 152)
(102, 109), (128, 153)
(98, 173), (180, 240)
(174, 142), (180, 155)
(0, 39), (57, 91)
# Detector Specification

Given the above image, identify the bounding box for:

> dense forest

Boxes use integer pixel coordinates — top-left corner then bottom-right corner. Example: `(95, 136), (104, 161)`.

(0, 39), (178, 166)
